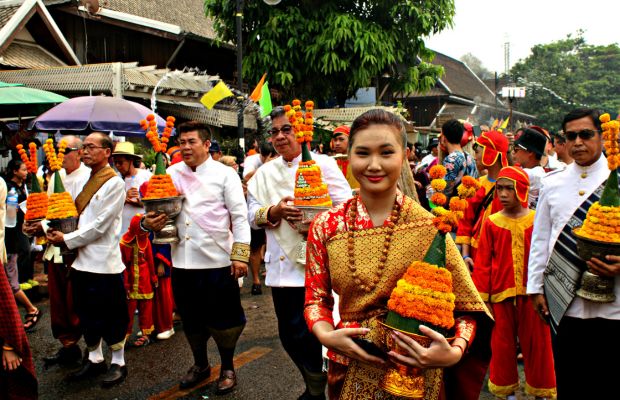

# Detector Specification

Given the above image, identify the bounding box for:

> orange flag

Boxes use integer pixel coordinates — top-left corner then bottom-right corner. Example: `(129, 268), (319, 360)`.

(250, 73), (267, 102)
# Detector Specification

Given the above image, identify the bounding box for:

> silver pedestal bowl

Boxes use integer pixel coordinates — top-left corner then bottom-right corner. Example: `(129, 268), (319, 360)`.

(142, 196), (184, 244)
(293, 206), (331, 265)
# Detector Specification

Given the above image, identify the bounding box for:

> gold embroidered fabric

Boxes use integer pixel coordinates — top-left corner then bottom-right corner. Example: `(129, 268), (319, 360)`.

(255, 206), (271, 227)
(230, 242), (250, 263)
(326, 196), (488, 324)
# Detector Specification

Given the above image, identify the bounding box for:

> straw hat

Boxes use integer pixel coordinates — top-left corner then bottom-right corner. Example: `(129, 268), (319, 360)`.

(112, 142), (142, 159)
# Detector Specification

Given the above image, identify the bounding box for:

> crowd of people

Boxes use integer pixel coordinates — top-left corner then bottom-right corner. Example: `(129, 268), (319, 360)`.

(1, 106), (618, 400)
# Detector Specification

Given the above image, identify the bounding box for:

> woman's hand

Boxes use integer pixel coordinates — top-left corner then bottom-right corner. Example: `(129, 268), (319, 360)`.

(313, 322), (386, 365)
(387, 325), (463, 368)
(2, 348), (22, 371)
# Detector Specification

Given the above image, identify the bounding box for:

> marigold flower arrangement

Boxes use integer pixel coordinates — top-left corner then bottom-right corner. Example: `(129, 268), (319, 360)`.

(284, 99), (332, 207)
(44, 139), (78, 220)
(574, 113), (620, 242)
(385, 166), (479, 335)
(139, 114), (179, 200)
(16, 143), (49, 220)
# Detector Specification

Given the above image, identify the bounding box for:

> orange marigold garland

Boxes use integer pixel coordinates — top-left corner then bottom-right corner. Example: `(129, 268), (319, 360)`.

(17, 142), (49, 220)
(284, 99), (332, 207)
(385, 165), (479, 335)
(428, 165), (480, 234)
(140, 114), (179, 200)
(44, 139), (78, 220)
(574, 113), (620, 242)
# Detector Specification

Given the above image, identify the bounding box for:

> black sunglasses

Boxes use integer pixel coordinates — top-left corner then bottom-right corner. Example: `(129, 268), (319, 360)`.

(268, 125), (293, 137)
(64, 147), (80, 154)
(565, 129), (598, 141)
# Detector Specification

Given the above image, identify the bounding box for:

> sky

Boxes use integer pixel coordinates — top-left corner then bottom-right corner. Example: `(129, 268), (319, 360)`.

(426, 0), (619, 74)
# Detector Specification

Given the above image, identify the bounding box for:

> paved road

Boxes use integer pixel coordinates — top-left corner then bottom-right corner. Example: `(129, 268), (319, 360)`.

(24, 275), (530, 399)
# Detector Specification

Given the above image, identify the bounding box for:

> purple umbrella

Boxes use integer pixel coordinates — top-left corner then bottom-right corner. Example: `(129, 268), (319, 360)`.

(28, 95), (174, 137)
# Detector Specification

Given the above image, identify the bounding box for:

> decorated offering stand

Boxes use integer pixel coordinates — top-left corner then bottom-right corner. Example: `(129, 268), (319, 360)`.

(17, 143), (48, 245)
(140, 114), (184, 244)
(572, 113), (620, 302)
(379, 166), (480, 398)
(285, 100), (332, 263)
(43, 139), (79, 254)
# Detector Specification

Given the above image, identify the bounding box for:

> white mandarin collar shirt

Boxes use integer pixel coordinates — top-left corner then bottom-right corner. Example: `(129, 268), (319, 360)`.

(64, 175), (126, 274)
(248, 152), (352, 287)
(527, 155), (620, 320)
(168, 156), (250, 270)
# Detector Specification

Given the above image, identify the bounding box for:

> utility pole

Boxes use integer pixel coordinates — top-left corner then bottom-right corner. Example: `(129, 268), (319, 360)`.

(236, 0), (245, 154)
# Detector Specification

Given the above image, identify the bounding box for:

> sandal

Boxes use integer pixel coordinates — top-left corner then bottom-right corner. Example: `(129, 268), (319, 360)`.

(133, 335), (150, 347)
(24, 309), (42, 331)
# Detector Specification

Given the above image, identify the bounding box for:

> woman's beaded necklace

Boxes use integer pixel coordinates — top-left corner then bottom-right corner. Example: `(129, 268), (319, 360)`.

(346, 195), (400, 293)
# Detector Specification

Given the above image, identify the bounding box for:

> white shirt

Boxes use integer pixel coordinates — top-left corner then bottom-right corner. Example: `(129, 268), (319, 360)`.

(62, 163), (91, 199)
(242, 153), (263, 179)
(64, 174), (125, 274)
(416, 154), (437, 173)
(527, 155), (620, 320)
(247, 153), (352, 287)
(168, 156), (250, 270)
(546, 153), (566, 171)
(121, 168), (152, 234)
(523, 165), (546, 209)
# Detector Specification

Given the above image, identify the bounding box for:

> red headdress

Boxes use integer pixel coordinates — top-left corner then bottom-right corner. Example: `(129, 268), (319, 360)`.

(497, 166), (530, 208)
(460, 122), (475, 147)
(330, 125), (350, 150)
(121, 213), (150, 248)
(476, 130), (509, 168)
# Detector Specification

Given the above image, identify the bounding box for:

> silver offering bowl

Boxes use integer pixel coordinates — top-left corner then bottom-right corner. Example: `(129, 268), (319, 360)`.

(293, 206), (331, 264)
(142, 196), (184, 244)
(572, 227), (620, 303)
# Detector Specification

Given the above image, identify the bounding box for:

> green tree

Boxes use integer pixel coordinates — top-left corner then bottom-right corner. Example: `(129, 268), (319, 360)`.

(204, 0), (455, 105)
(510, 32), (620, 130)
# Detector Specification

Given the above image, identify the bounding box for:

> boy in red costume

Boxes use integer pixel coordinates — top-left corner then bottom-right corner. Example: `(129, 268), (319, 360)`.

(457, 131), (509, 270)
(473, 166), (556, 400)
(120, 214), (157, 347)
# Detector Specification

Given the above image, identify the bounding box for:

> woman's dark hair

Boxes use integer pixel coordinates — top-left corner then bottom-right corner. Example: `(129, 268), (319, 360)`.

(349, 109), (406, 151)
(6, 158), (25, 180)
(562, 108), (602, 133)
(441, 119), (464, 145)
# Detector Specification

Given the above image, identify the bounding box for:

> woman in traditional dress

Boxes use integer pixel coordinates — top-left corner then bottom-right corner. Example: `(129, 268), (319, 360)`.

(304, 109), (492, 400)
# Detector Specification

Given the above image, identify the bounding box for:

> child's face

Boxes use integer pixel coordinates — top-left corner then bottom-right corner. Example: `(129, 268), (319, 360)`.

(496, 178), (521, 210)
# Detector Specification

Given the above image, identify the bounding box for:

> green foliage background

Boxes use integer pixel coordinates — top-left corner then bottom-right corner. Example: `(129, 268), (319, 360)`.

(510, 32), (620, 130)
(204, 0), (455, 104)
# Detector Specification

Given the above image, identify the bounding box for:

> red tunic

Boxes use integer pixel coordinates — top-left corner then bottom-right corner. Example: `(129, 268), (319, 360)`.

(472, 211), (534, 302)
(121, 240), (157, 299)
(472, 210), (556, 398)
(455, 176), (502, 257)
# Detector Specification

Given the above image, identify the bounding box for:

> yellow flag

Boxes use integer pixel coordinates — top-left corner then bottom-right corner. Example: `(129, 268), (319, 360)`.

(250, 73), (267, 102)
(200, 81), (233, 109)
(498, 117), (510, 132)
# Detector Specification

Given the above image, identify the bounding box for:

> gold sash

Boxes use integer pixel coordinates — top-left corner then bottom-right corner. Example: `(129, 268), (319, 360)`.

(327, 196), (488, 400)
(75, 166), (118, 216)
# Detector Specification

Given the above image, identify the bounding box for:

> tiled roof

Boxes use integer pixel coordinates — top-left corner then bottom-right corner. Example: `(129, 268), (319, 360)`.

(0, 40), (66, 69)
(0, 5), (19, 29)
(431, 52), (497, 105)
(104, 0), (217, 40)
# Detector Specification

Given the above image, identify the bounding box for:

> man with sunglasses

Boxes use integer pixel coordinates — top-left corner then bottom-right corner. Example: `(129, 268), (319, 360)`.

(527, 108), (620, 399)
(247, 106), (351, 400)
(24, 135), (91, 367)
